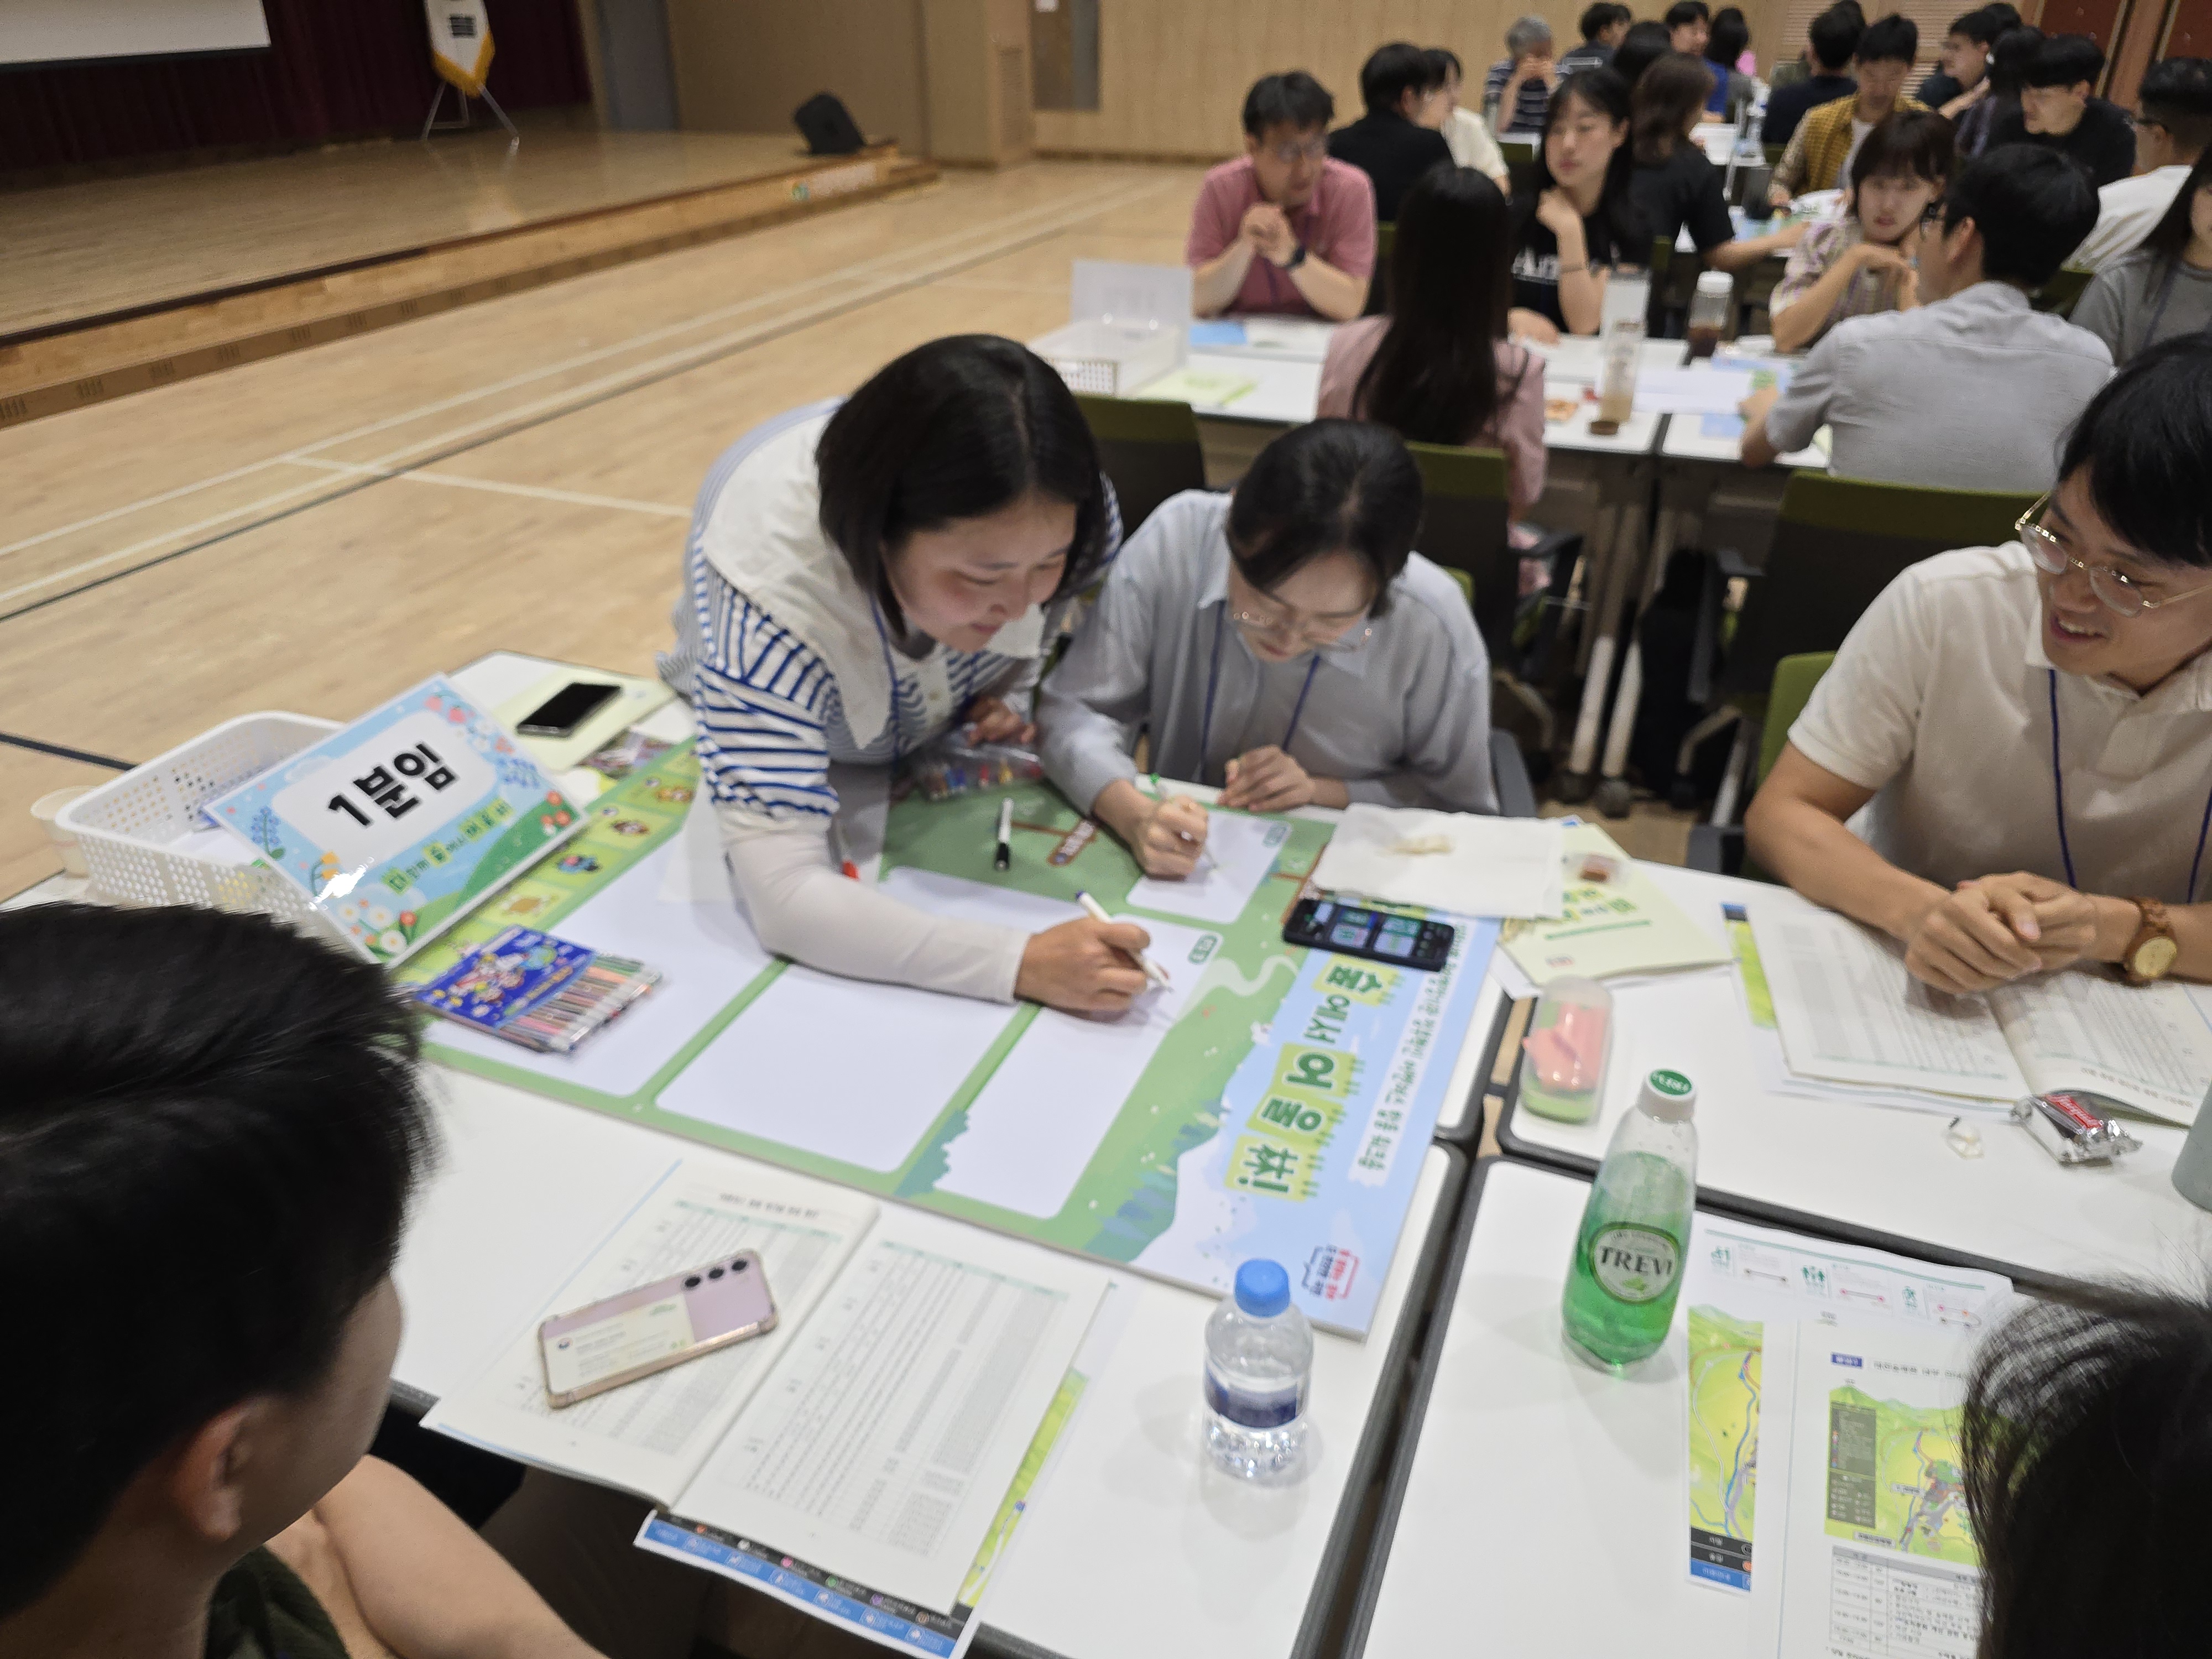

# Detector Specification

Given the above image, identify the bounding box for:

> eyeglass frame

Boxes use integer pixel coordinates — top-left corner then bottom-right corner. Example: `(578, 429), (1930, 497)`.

(1260, 135), (1329, 166)
(2015, 491), (2212, 618)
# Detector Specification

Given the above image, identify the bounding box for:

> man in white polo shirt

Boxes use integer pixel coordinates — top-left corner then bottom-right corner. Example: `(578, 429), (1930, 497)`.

(2071, 56), (2212, 271)
(1745, 337), (2212, 995)
(1740, 146), (2111, 490)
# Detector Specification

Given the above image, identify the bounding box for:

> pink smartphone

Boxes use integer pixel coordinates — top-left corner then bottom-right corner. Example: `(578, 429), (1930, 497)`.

(538, 1250), (777, 1408)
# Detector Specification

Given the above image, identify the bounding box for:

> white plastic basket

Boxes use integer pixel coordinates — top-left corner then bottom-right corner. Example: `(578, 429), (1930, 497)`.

(56, 711), (347, 944)
(1033, 319), (1183, 397)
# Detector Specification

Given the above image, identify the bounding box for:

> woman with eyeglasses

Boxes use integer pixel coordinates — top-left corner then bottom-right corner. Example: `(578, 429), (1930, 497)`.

(1744, 338), (2212, 994)
(1037, 420), (1496, 879)
(660, 334), (1149, 1015)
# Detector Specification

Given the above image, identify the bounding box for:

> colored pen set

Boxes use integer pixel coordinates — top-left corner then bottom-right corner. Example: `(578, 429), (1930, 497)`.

(900, 736), (1045, 802)
(413, 925), (662, 1055)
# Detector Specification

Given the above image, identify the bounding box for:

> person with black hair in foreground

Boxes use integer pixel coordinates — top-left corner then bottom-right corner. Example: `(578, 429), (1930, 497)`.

(1630, 53), (1808, 271)
(1745, 338), (2212, 993)
(1762, 3), (1865, 145)
(1318, 166), (1548, 515)
(2074, 56), (2212, 269)
(1743, 145), (2109, 486)
(1188, 71), (1375, 319)
(1964, 1282), (2212, 1659)
(1991, 33), (2136, 186)
(2074, 147), (2212, 361)
(661, 335), (1149, 1014)
(1507, 66), (1648, 340)
(0, 905), (635, 1659)
(1038, 421), (1496, 874)
(1328, 42), (1455, 220)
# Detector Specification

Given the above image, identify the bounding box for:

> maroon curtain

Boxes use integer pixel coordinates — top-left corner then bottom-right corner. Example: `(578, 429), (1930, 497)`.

(0, 1), (592, 170)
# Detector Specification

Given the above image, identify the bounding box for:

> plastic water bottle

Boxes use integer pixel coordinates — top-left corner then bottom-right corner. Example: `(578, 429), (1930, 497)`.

(1203, 1259), (1312, 1479)
(1561, 1069), (1698, 1372)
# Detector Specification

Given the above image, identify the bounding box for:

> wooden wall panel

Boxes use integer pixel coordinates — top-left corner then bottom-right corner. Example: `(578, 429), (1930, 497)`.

(1032, 0), (1594, 159)
(666, 0), (931, 151)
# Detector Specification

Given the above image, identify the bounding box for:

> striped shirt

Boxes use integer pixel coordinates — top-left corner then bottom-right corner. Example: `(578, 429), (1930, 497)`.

(660, 404), (1121, 821)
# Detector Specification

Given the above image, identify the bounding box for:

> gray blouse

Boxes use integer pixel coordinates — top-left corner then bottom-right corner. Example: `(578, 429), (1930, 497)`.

(1037, 490), (1497, 815)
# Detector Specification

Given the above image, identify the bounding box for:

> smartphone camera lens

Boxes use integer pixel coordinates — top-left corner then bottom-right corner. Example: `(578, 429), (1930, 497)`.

(732, 1259), (749, 1272)
(684, 1275), (702, 1288)
(707, 1266), (724, 1279)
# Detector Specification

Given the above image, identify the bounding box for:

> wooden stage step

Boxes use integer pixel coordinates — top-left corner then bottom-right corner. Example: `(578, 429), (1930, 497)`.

(0, 147), (937, 430)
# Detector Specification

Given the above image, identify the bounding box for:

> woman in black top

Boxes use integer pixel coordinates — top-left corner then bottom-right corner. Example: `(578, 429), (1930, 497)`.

(1507, 67), (1649, 338)
(1627, 53), (1806, 273)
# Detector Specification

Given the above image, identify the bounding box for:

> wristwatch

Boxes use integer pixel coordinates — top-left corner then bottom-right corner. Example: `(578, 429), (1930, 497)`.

(2121, 896), (2179, 984)
(1280, 242), (1308, 271)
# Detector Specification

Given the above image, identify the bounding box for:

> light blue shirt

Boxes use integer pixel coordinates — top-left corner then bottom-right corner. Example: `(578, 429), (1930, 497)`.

(1039, 490), (1496, 815)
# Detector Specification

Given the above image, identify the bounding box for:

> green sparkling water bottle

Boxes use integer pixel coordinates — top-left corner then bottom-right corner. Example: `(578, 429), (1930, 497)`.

(1561, 1068), (1698, 1371)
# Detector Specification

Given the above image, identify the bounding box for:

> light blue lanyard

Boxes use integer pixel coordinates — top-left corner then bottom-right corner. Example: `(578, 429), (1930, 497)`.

(2047, 667), (2212, 900)
(1200, 606), (1319, 787)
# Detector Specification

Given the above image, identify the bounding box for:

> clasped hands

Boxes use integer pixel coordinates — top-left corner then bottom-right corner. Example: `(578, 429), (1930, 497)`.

(1902, 872), (2115, 995)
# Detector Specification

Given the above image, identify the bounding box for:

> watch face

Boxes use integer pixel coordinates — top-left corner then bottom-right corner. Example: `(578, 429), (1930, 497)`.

(2133, 935), (2180, 979)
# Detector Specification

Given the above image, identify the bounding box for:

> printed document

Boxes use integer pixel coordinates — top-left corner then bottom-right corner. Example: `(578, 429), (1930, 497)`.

(1126, 808), (1287, 925)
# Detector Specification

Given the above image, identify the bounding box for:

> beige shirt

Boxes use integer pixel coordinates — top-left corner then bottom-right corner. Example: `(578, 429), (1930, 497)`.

(1790, 542), (2212, 904)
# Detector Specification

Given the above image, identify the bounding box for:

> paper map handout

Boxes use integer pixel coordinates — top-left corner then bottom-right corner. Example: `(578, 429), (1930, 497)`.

(211, 676), (582, 962)
(394, 751), (1498, 1335)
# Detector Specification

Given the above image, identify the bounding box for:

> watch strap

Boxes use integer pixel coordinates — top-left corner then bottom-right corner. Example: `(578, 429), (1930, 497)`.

(2123, 896), (2178, 984)
(1284, 242), (1308, 270)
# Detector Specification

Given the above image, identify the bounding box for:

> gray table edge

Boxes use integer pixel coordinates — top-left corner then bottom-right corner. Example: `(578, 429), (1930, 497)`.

(1338, 1153), (1509, 1658)
(973, 1143), (1472, 1659)
(1494, 1058), (2063, 1296)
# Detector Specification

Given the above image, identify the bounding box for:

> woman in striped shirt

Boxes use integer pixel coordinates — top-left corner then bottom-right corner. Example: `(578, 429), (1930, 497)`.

(660, 335), (1140, 1013)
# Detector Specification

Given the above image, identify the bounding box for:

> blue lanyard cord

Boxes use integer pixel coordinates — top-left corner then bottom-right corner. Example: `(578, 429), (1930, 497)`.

(2048, 666), (2212, 903)
(1199, 606), (1322, 784)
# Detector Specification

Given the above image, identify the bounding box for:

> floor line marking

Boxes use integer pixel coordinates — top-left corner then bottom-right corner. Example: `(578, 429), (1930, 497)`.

(0, 177), (1183, 621)
(0, 174), (1175, 566)
(285, 457), (690, 518)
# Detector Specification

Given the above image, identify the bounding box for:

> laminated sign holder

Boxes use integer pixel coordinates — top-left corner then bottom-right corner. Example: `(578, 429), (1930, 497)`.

(421, 0), (519, 147)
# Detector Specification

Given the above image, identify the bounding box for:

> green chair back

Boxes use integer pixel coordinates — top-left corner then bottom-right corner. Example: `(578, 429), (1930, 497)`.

(1757, 652), (1834, 784)
(1762, 142), (1785, 166)
(2033, 267), (2093, 316)
(1074, 394), (1208, 536)
(1721, 473), (2036, 700)
(1498, 137), (1540, 200)
(1404, 442), (1514, 649)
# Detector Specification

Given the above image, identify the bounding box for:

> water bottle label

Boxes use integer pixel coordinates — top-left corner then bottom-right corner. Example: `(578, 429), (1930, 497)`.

(1204, 1369), (1306, 1428)
(1590, 1225), (1680, 1304)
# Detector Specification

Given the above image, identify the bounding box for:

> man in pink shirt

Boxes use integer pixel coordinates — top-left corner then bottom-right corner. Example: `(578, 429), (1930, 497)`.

(1187, 72), (1376, 319)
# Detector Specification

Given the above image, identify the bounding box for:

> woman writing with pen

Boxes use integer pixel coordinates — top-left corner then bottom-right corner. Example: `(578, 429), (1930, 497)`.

(1036, 420), (1498, 879)
(661, 334), (1154, 1014)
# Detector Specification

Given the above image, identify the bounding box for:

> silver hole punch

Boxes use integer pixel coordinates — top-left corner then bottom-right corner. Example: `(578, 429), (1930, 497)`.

(2012, 1091), (2143, 1166)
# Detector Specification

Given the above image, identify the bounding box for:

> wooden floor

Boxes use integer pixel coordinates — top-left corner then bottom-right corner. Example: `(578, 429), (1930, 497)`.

(2, 123), (828, 336)
(0, 153), (1693, 896)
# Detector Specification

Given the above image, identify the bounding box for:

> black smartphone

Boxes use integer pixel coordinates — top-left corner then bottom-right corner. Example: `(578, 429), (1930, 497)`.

(1282, 898), (1454, 971)
(517, 681), (621, 738)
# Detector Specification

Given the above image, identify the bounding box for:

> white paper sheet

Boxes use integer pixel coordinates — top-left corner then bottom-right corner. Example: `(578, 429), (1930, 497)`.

(427, 841), (774, 1098)
(1762, 1323), (1983, 1659)
(1991, 970), (2212, 1125)
(937, 917), (1217, 1217)
(670, 1210), (1110, 1613)
(425, 1165), (875, 1505)
(1310, 805), (1565, 919)
(877, 864), (1085, 935)
(1746, 903), (2025, 1101)
(1125, 809), (1290, 925)
(658, 964), (1020, 1172)
(1631, 367), (1757, 415)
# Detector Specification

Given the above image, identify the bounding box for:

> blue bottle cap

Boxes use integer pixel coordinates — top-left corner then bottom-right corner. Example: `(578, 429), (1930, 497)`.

(1234, 1259), (1291, 1318)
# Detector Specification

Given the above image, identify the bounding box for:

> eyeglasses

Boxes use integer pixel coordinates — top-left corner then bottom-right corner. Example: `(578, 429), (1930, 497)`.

(2016, 492), (2212, 618)
(1265, 138), (1329, 165)
(1228, 605), (1374, 654)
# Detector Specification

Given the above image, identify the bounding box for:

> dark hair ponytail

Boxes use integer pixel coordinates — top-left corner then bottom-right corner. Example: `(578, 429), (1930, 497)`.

(1355, 165), (1515, 447)
(816, 335), (1113, 634)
